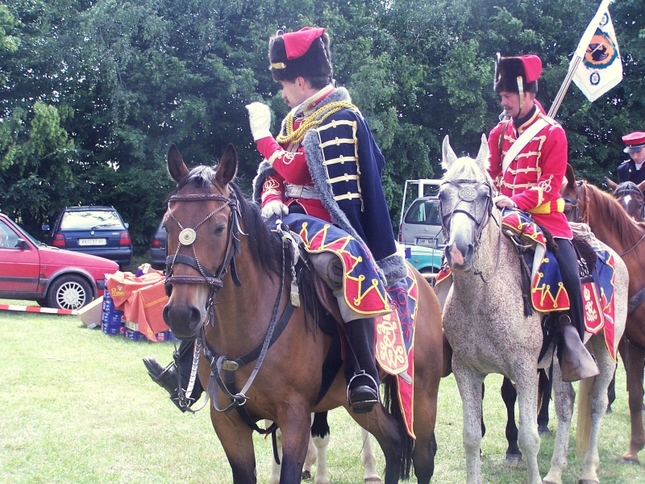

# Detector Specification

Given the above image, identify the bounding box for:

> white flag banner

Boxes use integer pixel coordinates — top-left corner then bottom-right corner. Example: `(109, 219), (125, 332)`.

(572, 5), (622, 102)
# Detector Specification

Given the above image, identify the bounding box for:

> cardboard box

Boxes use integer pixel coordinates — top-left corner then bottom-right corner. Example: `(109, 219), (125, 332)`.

(78, 297), (104, 329)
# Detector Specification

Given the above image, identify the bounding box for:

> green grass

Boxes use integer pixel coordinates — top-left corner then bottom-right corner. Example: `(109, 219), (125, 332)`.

(0, 301), (643, 483)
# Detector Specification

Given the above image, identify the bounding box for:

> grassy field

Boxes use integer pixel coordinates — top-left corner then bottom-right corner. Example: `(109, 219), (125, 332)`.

(0, 299), (643, 483)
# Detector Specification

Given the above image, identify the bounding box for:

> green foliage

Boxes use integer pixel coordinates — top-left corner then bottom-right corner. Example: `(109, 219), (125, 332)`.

(1, 0), (644, 248)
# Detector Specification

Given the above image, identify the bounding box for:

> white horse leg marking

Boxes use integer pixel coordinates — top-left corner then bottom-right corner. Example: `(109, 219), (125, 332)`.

(360, 428), (381, 482)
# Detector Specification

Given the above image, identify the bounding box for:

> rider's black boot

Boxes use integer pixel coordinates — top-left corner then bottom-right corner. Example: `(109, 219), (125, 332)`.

(143, 339), (202, 412)
(558, 314), (600, 382)
(344, 318), (380, 414)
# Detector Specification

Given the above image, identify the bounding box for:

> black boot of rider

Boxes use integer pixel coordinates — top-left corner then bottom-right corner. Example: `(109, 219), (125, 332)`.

(557, 314), (600, 382)
(143, 339), (203, 412)
(344, 318), (380, 414)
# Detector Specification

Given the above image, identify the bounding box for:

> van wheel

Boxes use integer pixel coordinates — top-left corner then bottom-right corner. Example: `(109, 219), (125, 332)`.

(46, 275), (92, 310)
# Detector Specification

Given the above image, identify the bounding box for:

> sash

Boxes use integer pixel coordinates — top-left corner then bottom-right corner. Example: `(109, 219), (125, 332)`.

(502, 118), (549, 173)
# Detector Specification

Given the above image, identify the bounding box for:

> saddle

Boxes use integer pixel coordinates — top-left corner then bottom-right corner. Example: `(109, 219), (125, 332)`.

(285, 229), (419, 438)
(502, 210), (618, 360)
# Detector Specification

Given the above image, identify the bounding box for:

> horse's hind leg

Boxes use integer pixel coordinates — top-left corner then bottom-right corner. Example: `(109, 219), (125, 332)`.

(360, 429), (382, 483)
(621, 341), (645, 464)
(578, 338), (615, 483)
(501, 377), (521, 462)
(309, 412), (330, 484)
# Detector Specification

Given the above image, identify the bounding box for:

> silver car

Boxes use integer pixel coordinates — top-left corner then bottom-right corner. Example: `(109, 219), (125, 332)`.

(398, 196), (444, 248)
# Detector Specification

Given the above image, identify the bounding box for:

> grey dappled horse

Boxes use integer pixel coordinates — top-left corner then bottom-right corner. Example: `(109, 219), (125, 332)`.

(438, 135), (628, 484)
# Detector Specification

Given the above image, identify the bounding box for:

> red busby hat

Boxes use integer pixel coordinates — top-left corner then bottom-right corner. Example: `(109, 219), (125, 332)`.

(269, 27), (332, 82)
(494, 53), (542, 94)
(622, 131), (645, 154)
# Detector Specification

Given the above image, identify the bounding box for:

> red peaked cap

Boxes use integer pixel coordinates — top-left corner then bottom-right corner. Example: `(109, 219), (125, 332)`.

(622, 131), (645, 153)
(283, 27), (326, 60)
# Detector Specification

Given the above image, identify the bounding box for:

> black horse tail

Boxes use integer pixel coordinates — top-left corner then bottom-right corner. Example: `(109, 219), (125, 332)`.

(383, 375), (415, 480)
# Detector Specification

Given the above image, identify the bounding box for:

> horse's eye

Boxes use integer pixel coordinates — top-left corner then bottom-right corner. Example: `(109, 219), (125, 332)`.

(214, 224), (226, 236)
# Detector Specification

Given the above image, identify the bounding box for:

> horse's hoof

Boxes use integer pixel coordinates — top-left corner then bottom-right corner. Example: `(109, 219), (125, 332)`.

(505, 453), (522, 464)
(538, 425), (552, 436)
(577, 479), (599, 484)
(620, 455), (640, 465)
(364, 478), (382, 483)
(301, 470), (312, 480)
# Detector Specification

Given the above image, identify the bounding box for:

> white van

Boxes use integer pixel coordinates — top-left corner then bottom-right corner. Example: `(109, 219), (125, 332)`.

(397, 179), (444, 248)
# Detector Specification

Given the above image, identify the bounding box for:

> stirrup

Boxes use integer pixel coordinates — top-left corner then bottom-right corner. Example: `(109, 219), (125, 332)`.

(347, 371), (379, 414)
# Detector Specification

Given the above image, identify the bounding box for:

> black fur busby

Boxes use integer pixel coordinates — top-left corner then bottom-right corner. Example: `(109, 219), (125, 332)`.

(269, 27), (332, 82)
(494, 53), (542, 94)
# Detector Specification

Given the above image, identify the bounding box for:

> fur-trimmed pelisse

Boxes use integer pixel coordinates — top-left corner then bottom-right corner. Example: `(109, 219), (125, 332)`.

(269, 29), (332, 82)
(494, 54), (542, 94)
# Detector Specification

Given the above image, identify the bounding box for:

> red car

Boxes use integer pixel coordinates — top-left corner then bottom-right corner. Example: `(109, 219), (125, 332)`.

(0, 213), (119, 310)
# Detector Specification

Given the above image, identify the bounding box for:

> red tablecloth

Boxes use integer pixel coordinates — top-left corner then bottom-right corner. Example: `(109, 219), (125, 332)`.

(106, 271), (169, 342)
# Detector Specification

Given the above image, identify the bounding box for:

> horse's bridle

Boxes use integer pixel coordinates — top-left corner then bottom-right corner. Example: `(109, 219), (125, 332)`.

(439, 178), (494, 248)
(562, 180), (588, 225)
(164, 191), (242, 298)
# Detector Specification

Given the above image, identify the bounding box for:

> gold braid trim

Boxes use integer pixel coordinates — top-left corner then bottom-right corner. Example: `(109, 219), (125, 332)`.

(276, 101), (358, 145)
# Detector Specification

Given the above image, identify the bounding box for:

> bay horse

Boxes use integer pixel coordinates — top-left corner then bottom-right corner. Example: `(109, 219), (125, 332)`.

(562, 165), (645, 464)
(161, 144), (443, 483)
(438, 135), (627, 483)
(605, 178), (645, 221)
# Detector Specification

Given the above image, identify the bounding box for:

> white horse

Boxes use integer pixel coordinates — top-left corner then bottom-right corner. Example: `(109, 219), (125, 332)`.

(438, 135), (627, 484)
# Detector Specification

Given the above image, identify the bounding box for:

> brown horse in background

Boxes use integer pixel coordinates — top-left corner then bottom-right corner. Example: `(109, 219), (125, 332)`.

(605, 178), (645, 221)
(563, 165), (645, 464)
(161, 144), (444, 483)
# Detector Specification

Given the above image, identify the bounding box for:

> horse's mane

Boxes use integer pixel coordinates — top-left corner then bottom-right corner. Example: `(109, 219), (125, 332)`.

(169, 165), (283, 278)
(586, 182), (645, 246)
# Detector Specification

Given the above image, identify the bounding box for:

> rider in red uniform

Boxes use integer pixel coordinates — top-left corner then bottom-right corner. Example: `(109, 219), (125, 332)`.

(488, 53), (599, 382)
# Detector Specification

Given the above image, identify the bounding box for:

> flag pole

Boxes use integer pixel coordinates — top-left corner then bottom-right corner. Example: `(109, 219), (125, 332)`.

(547, 0), (613, 118)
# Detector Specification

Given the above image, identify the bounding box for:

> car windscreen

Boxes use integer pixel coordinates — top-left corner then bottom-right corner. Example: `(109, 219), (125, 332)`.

(404, 200), (441, 226)
(60, 211), (125, 230)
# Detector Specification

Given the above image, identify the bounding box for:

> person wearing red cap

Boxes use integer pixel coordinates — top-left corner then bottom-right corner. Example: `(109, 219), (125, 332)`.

(617, 131), (645, 184)
(241, 27), (407, 414)
(487, 53), (599, 382)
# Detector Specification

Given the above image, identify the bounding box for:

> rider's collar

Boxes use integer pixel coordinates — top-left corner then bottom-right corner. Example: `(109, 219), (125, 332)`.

(513, 104), (538, 132)
(294, 84), (335, 119)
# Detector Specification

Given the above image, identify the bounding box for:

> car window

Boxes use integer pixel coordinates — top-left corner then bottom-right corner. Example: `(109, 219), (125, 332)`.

(59, 211), (125, 230)
(0, 220), (20, 248)
(404, 200), (441, 225)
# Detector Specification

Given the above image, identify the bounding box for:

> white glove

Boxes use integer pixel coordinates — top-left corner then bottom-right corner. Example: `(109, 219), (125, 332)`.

(245, 102), (272, 141)
(260, 200), (288, 221)
(493, 195), (517, 209)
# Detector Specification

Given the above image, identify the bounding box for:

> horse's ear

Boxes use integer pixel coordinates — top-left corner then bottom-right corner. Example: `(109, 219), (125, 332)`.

(167, 144), (189, 184)
(638, 180), (645, 194)
(606, 177), (618, 190)
(475, 133), (490, 172)
(215, 144), (238, 186)
(564, 164), (576, 189)
(441, 135), (458, 170)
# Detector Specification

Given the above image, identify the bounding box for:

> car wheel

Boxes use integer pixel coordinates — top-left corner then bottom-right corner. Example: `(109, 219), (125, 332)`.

(46, 275), (92, 310)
